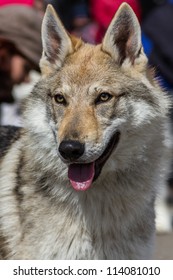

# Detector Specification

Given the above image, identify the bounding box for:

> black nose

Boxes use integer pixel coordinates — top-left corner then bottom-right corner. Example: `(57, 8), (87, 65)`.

(59, 140), (85, 161)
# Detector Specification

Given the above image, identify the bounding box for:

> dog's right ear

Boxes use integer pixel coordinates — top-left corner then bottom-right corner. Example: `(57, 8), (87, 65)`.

(40, 5), (74, 76)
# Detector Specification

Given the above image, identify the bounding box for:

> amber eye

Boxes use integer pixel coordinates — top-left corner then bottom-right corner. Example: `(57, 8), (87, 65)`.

(95, 92), (113, 105)
(54, 94), (66, 105)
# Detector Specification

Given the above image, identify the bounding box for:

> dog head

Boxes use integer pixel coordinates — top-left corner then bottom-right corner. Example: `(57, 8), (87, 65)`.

(25, 4), (168, 191)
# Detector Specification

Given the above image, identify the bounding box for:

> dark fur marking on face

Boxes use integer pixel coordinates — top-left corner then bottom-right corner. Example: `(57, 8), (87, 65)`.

(64, 130), (80, 141)
(46, 94), (58, 145)
(121, 82), (159, 108)
(51, 98), (59, 126)
(62, 115), (81, 141)
(46, 92), (52, 122)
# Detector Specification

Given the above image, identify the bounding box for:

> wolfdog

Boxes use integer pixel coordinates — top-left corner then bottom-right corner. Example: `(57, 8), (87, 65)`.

(0, 3), (170, 259)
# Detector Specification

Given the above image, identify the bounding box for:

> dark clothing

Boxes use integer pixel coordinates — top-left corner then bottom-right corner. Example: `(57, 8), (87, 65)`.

(48, 0), (89, 31)
(0, 71), (13, 103)
(143, 4), (173, 85)
(140, 0), (167, 19)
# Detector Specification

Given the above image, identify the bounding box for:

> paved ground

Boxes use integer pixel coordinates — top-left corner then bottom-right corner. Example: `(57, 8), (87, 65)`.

(153, 232), (173, 259)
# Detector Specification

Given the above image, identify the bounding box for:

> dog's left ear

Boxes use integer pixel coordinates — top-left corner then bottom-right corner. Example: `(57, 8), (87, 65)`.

(40, 5), (74, 76)
(102, 3), (145, 66)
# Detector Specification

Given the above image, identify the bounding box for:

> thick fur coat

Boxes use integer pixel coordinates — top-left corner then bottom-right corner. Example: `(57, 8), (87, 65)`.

(0, 4), (170, 259)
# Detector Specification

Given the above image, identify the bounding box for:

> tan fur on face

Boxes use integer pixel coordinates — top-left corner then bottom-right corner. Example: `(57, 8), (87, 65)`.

(50, 44), (118, 145)
(58, 105), (99, 143)
(49, 41), (149, 147)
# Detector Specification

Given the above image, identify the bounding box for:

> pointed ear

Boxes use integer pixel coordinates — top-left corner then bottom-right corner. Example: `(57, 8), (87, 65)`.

(39, 5), (74, 76)
(102, 3), (144, 66)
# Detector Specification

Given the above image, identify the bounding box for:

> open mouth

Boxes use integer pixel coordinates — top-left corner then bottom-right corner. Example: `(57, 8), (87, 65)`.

(68, 131), (120, 191)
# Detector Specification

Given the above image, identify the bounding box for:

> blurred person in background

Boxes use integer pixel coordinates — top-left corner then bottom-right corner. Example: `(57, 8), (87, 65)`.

(90, 0), (141, 43)
(0, 3), (42, 125)
(140, 0), (168, 19)
(46, 0), (90, 32)
(34, 0), (46, 14)
(141, 0), (173, 89)
(45, 0), (98, 43)
(0, 0), (45, 11)
(0, 0), (33, 5)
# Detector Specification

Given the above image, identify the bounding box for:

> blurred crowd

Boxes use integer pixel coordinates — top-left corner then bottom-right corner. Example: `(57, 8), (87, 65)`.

(0, 0), (173, 221)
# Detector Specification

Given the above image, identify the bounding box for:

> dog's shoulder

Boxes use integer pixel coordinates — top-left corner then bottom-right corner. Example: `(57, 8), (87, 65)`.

(0, 126), (21, 160)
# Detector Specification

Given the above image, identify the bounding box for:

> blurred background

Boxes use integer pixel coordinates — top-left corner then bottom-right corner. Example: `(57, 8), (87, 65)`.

(0, 0), (173, 259)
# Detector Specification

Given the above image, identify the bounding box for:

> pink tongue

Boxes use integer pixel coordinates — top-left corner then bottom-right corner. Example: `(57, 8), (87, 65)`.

(68, 162), (95, 191)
